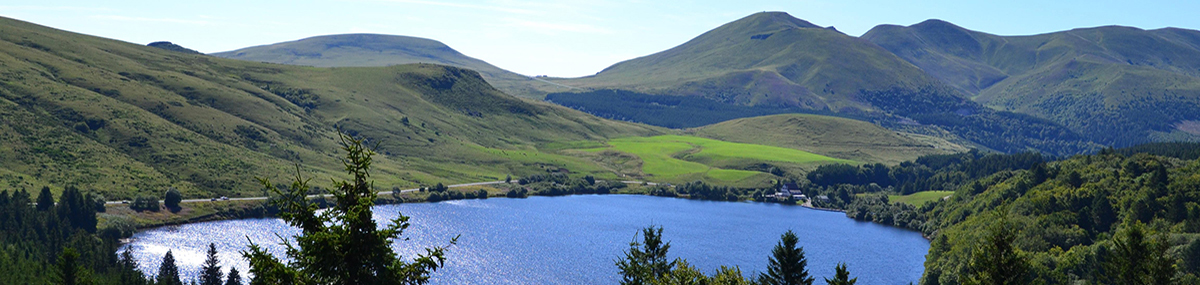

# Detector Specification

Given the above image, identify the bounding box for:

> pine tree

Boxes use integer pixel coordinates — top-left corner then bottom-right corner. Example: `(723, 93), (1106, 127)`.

(616, 226), (675, 284)
(225, 268), (242, 285)
(243, 131), (455, 285)
(56, 247), (92, 285)
(758, 230), (814, 285)
(824, 263), (857, 285)
(962, 207), (1028, 285)
(1101, 222), (1177, 285)
(200, 243), (223, 285)
(36, 186), (54, 211)
(158, 250), (183, 285)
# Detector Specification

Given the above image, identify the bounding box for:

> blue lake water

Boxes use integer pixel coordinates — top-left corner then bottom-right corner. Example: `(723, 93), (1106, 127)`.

(121, 195), (929, 284)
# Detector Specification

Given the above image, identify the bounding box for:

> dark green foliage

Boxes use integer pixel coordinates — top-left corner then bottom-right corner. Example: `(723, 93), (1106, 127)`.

(158, 250), (183, 285)
(1183, 238), (1200, 275)
(1099, 222), (1176, 285)
(505, 188), (528, 198)
(806, 150), (1044, 195)
(759, 230), (814, 285)
(860, 88), (1096, 156)
(616, 227), (674, 285)
(615, 226), (755, 285)
(961, 208), (1028, 285)
(56, 247), (91, 285)
(225, 268), (242, 285)
(824, 263), (857, 285)
(547, 89), (851, 129)
(37, 186), (54, 211)
(131, 195), (160, 212)
(515, 173), (625, 196)
(1116, 142), (1200, 160)
(675, 181), (744, 202)
(164, 188), (182, 209)
(200, 243), (223, 285)
(504, 175), (511, 184)
(243, 131), (455, 285)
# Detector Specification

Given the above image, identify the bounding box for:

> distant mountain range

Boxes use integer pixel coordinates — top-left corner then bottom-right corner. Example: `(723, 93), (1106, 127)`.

(212, 34), (571, 99)
(200, 12), (1197, 154)
(863, 20), (1200, 146)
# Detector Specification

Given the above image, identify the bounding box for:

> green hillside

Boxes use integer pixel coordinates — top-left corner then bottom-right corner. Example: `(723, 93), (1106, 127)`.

(864, 20), (1200, 146)
(567, 135), (851, 186)
(547, 12), (1097, 156)
(212, 34), (571, 99)
(0, 16), (659, 200)
(690, 114), (968, 164)
(551, 12), (941, 111)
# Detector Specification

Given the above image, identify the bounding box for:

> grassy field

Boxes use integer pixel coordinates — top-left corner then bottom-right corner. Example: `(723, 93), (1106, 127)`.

(888, 191), (954, 207)
(690, 114), (966, 164)
(588, 135), (849, 185)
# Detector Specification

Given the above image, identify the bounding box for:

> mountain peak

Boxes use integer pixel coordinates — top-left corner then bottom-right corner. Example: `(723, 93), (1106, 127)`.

(731, 11), (821, 31)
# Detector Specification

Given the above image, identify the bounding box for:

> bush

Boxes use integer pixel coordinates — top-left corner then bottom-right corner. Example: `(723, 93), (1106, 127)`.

(130, 195), (159, 212)
(164, 188), (182, 209)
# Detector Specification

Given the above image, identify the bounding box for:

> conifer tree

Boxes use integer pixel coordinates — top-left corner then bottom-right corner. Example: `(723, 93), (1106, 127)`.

(158, 250), (183, 285)
(758, 230), (814, 285)
(200, 243), (223, 285)
(824, 263), (857, 285)
(225, 268), (242, 285)
(243, 131), (455, 285)
(962, 207), (1028, 285)
(37, 186), (54, 211)
(616, 226), (674, 284)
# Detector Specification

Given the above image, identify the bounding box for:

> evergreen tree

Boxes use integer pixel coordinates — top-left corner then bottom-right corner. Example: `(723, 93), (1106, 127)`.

(616, 226), (674, 285)
(824, 263), (857, 285)
(1184, 238), (1200, 275)
(962, 207), (1028, 285)
(505, 175), (511, 184)
(200, 243), (223, 285)
(243, 131), (455, 285)
(37, 186), (54, 211)
(1100, 222), (1176, 285)
(758, 230), (814, 285)
(56, 247), (91, 285)
(118, 250), (149, 285)
(225, 268), (242, 285)
(158, 250), (183, 285)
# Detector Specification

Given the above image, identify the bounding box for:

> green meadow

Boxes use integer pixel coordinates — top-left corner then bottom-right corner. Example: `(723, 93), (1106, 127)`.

(587, 135), (850, 185)
(887, 191), (954, 207)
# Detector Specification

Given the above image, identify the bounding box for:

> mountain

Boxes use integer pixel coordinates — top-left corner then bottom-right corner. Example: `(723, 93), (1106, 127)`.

(552, 12), (942, 111)
(0, 16), (658, 200)
(548, 12), (1097, 155)
(864, 20), (1200, 146)
(689, 114), (968, 164)
(212, 34), (572, 99)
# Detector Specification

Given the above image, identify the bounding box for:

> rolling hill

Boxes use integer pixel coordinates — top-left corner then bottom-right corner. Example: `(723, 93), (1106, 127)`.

(689, 114), (968, 164)
(212, 34), (570, 99)
(546, 12), (1097, 156)
(0, 16), (659, 200)
(863, 20), (1200, 146)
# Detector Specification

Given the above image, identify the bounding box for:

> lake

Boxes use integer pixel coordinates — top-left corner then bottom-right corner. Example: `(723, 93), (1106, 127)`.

(120, 195), (929, 284)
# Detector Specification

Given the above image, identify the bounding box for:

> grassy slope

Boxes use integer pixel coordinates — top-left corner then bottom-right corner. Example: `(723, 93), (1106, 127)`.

(0, 16), (660, 200)
(887, 191), (954, 207)
(689, 114), (968, 164)
(550, 12), (943, 113)
(593, 135), (850, 186)
(211, 34), (571, 99)
(863, 20), (1200, 146)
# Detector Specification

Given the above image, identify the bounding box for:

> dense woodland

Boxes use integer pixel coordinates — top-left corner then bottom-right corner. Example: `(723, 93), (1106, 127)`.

(798, 142), (1200, 284)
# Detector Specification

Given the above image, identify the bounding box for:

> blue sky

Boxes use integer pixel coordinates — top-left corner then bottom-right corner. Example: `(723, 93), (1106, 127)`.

(2, 0), (1197, 77)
